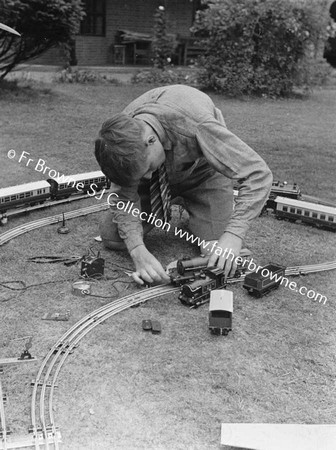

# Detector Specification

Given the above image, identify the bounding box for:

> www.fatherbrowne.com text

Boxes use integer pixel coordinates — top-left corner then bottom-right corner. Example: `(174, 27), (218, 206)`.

(7, 150), (328, 305)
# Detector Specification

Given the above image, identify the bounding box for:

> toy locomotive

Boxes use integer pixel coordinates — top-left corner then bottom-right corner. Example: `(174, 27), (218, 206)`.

(179, 266), (228, 308)
(243, 263), (285, 298)
(169, 252), (252, 308)
(209, 289), (233, 336)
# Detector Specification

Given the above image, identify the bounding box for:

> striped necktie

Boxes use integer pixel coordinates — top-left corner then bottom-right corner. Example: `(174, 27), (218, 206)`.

(150, 164), (171, 223)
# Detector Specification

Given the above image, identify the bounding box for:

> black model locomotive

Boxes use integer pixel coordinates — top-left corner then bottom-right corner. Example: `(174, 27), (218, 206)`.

(170, 250), (252, 287)
(178, 266), (228, 308)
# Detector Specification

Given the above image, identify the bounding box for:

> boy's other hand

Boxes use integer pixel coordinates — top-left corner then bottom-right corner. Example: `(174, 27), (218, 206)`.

(130, 245), (170, 285)
(207, 232), (243, 280)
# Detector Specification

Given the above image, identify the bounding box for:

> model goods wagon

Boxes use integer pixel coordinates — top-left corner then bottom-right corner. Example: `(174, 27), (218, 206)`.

(209, 289), (233, 336)
(243, 264), (286, 298)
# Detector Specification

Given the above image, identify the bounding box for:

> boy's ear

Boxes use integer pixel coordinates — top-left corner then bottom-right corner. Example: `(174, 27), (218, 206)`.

(146, 135), (156, 146)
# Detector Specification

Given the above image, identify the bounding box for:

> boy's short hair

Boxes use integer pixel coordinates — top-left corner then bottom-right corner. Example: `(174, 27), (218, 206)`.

(94, 113), (148, 187)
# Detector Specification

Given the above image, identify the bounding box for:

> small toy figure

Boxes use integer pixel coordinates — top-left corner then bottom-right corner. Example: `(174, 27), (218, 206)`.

(19, 337), (33, 360)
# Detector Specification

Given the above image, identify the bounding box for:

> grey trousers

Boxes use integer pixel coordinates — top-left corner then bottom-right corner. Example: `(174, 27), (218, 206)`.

(100, 159), (234, 250)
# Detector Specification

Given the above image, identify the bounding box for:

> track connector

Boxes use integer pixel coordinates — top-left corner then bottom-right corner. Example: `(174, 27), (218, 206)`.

(2, 392), (8, 404)
(0, 427), (12, 437)
(28, 425), (43, 434)
(52, 343), (77, 355)
(30, 379), (58, 388)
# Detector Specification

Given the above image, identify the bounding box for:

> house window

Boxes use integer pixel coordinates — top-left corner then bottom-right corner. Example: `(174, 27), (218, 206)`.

(290, 207), (296, 213)
(304, 210), (310, 217)
(312, 212), (318, 218)
(296, 209), (302, 215)
(328, 216), (334, 222)
(320, 214), (326, 220)
(80, 0), (106, 36)
(282, 206), (288, 212)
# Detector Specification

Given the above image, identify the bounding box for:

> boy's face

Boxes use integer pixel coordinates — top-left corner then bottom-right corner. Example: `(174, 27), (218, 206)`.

(136, 123), (166, 181)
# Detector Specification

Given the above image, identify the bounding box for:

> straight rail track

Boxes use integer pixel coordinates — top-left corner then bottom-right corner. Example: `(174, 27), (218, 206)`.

(0, 202), (109, 247)
(0, 377), (8, 450)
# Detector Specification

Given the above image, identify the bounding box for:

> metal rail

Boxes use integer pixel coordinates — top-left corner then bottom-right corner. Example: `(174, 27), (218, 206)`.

(0, 377), (7, 450)
(1, 179), (335, 448)
(30, 258), (336, 448)
(30, 285), (179, 449)
(0, 202), (109, 246)
(0, 194), (94, 223)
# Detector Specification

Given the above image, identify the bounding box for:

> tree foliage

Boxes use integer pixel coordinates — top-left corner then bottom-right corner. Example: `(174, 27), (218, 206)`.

(0, 0), (85, 79)
(192, 0), (330, 96)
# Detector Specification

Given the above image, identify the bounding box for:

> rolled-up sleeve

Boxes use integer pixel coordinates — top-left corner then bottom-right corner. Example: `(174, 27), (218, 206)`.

(109, 184), (145, 252)
(196, 120), (273, 240)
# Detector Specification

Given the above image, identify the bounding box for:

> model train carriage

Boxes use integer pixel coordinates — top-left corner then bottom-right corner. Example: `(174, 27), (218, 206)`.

(48, 171), (110, 199)
(243, 264), (286, 298)
(0, 181), (51, 213)
(275, 197), (336, 230)
(179, 267), (227, 307)
(209, 290), (233, 336)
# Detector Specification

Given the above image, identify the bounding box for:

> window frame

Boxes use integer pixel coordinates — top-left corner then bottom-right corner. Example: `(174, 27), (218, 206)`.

(80, 0), (106, 37)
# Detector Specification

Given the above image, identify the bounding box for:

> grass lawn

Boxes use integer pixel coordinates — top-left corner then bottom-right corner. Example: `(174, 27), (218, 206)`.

(0, 80), (335, 450)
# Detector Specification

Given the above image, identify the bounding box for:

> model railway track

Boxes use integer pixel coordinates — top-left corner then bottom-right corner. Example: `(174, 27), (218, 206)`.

(0, 258), (334, 449)
(0, 377), (7, 450)
(1, 178), (335, 448)
(226, 260), (336, 285)
(0, 202), (109, 247)
(0, 194), (95, 224)
(29, 284), (179, 450)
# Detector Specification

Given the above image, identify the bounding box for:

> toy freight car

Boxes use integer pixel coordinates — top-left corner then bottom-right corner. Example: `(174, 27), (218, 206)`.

(209, 289), (233, 336)
(243, 264), (286, 298)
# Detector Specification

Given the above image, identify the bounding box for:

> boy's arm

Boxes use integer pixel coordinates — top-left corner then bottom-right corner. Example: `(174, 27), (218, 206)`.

(108, 185), (145, 252)
(196, 119), (273, 240)
(109, 186), (169, 284)
(196, 120), (273, 278)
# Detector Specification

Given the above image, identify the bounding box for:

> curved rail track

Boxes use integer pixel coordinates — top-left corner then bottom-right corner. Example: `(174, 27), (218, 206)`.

(30, 285), (179, 449)
(27, 259), (336, 449)
(0, 189), (335, 448)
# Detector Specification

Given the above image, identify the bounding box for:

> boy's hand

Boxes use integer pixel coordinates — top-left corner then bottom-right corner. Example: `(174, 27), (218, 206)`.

(130, 245), (170, 285)
(207, 232), (243, 280)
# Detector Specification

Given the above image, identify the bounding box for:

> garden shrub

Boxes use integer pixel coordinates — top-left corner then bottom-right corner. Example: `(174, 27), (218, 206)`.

(131, 67), (201, 86)
(192, 0), (330, 97)
(56, 67), (121, 84)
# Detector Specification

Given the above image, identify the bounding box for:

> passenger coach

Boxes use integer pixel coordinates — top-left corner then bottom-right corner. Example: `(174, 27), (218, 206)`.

(275, 197), (336, 230)
(0, 181), (51, 212)
(48, 171), (110, 199)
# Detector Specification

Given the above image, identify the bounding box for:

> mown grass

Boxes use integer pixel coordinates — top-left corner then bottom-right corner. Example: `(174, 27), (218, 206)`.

(0, 80), (335, 450)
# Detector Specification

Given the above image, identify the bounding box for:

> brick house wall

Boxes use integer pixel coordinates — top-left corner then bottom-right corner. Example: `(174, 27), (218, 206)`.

(32, 0), (196, 66)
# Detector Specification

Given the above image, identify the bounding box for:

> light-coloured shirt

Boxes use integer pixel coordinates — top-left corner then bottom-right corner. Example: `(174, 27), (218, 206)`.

(110, 85), (273, 252)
